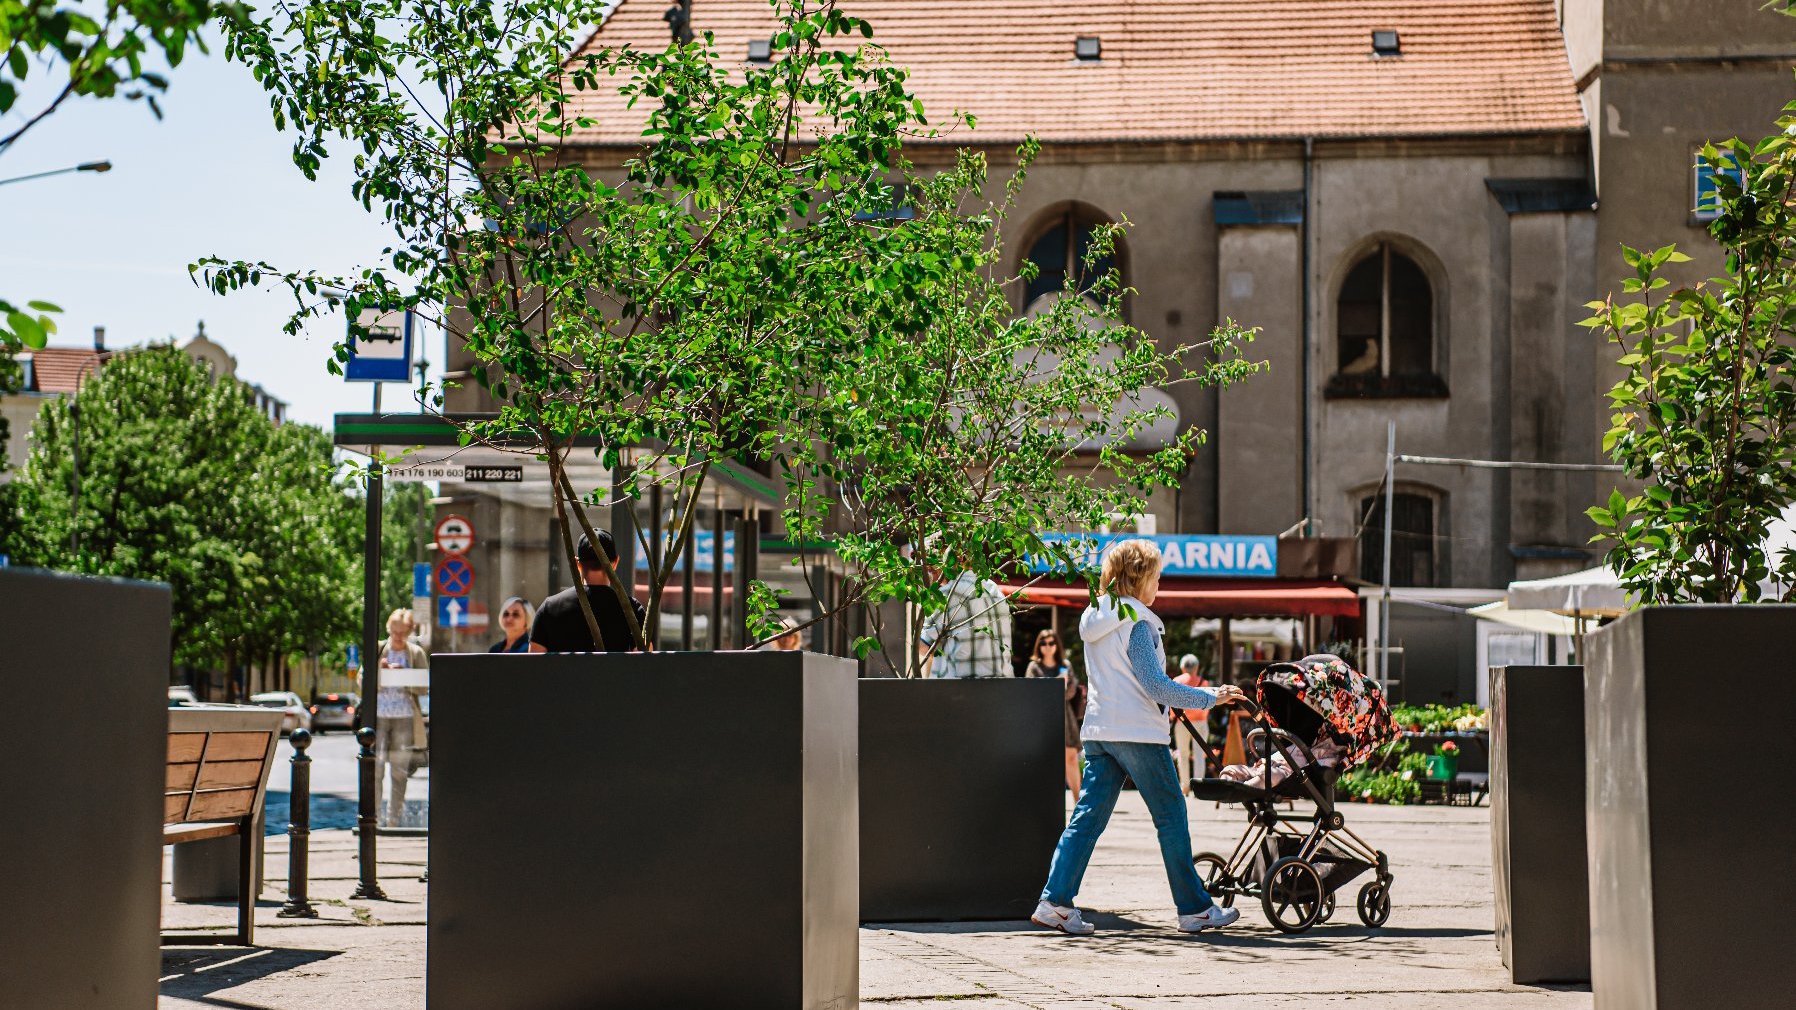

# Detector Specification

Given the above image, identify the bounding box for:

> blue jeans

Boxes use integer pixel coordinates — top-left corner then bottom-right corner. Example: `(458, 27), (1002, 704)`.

(1039, 739), (1214, 915)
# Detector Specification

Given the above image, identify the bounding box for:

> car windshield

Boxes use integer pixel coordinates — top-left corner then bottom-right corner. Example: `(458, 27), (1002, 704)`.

(250, 695), (293, 706)
(316, 699), (351, 709)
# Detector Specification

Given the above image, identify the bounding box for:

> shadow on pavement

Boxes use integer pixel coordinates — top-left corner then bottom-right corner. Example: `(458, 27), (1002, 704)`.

(161, 947), (340, 1006)
(865, 913), (1159, 934)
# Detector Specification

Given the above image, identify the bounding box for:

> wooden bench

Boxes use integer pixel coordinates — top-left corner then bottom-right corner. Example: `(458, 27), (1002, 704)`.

(162, 707), (284, 946)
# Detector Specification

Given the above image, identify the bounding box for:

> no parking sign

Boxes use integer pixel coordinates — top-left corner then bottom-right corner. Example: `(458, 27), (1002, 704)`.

(435, 556), (475, 596)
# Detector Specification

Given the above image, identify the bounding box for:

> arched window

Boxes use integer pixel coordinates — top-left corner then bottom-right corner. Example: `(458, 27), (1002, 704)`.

(1328, 242), (1444, 398)
(1358, 490), (1440, 587)
(1022, 207), (1120, 307)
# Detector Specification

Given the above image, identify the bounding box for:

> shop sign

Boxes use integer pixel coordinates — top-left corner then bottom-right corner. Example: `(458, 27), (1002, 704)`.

(631, 530), (735, 572)
(1030, 533), (1277, 579)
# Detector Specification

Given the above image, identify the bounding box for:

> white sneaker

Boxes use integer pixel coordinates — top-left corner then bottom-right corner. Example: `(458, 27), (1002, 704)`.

(1178, 904), (1241, 933)
(1031, 900), (1096, 935)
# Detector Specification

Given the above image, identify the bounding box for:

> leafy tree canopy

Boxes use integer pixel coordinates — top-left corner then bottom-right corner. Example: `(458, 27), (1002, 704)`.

(1586, 99), (1796, 603)
(4, 344), (361, 669)
(199, 0), (1261, 664)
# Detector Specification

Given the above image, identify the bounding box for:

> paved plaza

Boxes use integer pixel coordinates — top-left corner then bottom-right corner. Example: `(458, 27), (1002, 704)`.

(159, 794), (1590, 1009)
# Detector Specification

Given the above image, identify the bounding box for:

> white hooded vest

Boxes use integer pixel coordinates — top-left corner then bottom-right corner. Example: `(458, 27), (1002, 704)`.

(1077, 595), (1172, 744)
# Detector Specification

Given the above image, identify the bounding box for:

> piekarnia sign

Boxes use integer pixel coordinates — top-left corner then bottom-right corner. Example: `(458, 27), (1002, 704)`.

(1029, 533), (1278, 579)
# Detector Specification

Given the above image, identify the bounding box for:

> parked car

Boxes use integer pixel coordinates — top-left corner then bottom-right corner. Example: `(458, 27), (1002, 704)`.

(309, 692), (359, 732)
(250, 691), (312, 735)
(168, 685), (198, 707)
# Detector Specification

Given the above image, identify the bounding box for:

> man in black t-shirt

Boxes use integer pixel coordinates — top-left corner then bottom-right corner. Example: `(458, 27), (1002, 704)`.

(532, 529), (649, 652)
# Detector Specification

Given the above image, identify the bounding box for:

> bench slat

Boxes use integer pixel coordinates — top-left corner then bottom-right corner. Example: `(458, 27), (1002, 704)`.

(186, 787), (259, 822)
(164, 794), (192, 823)
(195, 758), (267, 792)
(163, 822), (242, 845)
(166, 762), (199, 792)
(167, 733), (207, 763)
(201, 732), (274, 762)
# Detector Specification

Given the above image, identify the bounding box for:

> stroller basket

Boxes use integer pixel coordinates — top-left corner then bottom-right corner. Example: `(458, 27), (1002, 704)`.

(1252, 835), (1372, 897)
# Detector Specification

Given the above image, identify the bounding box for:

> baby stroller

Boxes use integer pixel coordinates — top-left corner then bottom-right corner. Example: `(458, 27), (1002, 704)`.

(1172, 655), (1399, 933)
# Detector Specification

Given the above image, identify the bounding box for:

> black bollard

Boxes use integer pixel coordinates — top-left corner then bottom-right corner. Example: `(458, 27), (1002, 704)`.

(352, 725), (387, 900)
(278, 728), (319, 918)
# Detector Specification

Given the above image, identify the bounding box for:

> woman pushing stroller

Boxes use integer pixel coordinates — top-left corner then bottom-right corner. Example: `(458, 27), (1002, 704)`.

(1032, 539), (1247, 936)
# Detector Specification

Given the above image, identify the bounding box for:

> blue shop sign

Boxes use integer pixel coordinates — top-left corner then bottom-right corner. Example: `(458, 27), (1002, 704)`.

(633, 530), (734, 572)
(1031, 533), (1278, 579)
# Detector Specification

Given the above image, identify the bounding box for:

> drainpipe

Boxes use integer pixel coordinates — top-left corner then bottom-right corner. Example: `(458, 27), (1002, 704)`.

(1300, 137), (1315, 535)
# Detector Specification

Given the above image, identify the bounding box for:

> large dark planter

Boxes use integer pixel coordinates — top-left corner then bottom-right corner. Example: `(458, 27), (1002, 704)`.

(1489, 665), (1588, 984)
(859, 677), (1064, 922)
(1585, 608), (1796, 1009)
(0, 569), (169, 1009)
(428, 650), (858, 1010)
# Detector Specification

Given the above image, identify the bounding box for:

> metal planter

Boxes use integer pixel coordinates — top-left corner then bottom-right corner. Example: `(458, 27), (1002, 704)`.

(1489, 664), (1589, 984)
(0, 569), (170, 1009)
(428, 650), (858, 1010)
(859, 677), (1064, 922)
(1584, 607), (1796, 1009)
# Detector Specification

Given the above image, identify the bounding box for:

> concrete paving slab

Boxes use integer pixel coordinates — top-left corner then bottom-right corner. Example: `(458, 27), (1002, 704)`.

(156, 793), (1591, 1009)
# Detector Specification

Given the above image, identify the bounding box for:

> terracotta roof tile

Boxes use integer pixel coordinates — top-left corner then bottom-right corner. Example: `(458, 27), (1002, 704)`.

(565, 0), (1586, 145)
(25, 347), (106, 394)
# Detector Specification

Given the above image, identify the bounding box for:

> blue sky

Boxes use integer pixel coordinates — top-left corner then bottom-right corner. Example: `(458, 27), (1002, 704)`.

(2, 35), (429, 428)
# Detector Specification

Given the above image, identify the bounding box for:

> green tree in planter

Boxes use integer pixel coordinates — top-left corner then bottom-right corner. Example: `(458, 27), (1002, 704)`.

(5, 345), (360, 673)
(198, 0), (1260, 662)
(1585, 104), (1796, 603)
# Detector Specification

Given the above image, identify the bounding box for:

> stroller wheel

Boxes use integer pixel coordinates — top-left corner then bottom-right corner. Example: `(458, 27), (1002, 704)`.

(1261, 856), (1326, 933)
(1319, 892), (1337, 923)
(1192, 852), (1235, 908)
(1356, 880), (1392, 928)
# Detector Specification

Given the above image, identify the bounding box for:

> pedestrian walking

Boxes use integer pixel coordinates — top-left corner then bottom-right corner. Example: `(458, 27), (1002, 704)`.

(1172, 652), (1210, 781)
(1026, 628), (1083, 801)
(773, 616), (803, 651)
(372, 608), (428, 828)
(1033, 539), (1246, 936)
(918, 570), (1013, 678)
(533, 530), (649, 652)
(489, 596), (547, 653)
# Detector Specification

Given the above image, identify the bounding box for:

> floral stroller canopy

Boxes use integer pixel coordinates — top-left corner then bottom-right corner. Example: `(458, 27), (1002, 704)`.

(1255, 654), (1398, 768)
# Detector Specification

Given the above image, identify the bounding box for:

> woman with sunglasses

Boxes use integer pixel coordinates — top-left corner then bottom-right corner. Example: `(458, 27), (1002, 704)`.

(1026, 628), (1083, 801)
(489, 596), (548, 654)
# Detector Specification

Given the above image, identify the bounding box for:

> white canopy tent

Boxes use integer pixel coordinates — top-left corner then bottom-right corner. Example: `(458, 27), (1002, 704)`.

(1504, 566), (1631, 618)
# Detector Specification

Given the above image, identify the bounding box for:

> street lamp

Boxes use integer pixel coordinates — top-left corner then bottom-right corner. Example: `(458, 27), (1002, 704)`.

(0, 160), (112, 186)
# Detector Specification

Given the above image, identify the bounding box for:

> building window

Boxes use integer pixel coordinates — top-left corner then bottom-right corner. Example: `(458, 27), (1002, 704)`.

(1023, 208), (1120, 307)
(1358, 490), (1439, 587)
(1693, 151), (1745, 222)
(1326, 242), (1445, 398)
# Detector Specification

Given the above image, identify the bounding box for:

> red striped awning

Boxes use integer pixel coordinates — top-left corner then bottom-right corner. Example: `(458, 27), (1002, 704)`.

(998, 578), (1360, 619)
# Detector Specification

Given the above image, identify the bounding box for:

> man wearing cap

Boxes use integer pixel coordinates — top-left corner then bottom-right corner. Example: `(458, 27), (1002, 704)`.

(533, 530), (649, 652)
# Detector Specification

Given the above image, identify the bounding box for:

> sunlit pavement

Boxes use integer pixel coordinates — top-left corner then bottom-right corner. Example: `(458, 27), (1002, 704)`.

(159, 794), (1591, 1009)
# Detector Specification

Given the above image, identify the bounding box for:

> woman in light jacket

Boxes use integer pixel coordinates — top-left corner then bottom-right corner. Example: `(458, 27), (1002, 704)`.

(1032, 539), (1245, 936)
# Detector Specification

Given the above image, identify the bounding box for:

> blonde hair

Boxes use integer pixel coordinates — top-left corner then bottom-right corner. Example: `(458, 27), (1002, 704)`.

(1098, 539), (1162, 601)
(386, 608), (414, 632)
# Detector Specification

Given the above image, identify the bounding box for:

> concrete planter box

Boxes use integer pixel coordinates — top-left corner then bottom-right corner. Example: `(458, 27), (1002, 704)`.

(1585, 608), (1796, 1009)
(428, 650), (858, 1010)
(1489, 665), (1588, 984)
(859, 677), (1064, 922)
(0, 569), (169, 1009)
